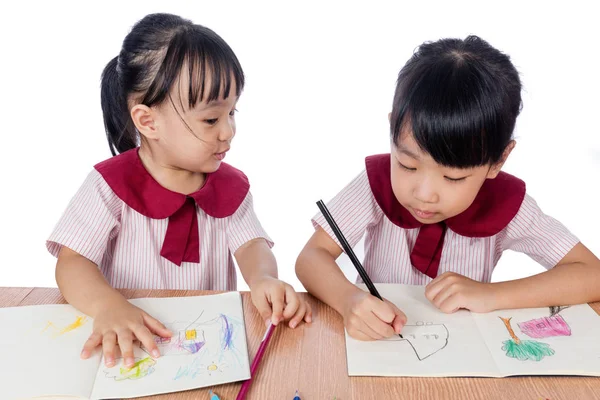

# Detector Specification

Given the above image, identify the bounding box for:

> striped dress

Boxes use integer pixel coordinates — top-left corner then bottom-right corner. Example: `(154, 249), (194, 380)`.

(312, 157), (579, 285)
(47, 150), (272, 291)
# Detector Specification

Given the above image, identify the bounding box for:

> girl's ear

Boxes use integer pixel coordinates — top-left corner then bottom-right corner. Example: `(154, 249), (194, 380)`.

(131, 104), (159, 141)
(488, 140), (516, 178)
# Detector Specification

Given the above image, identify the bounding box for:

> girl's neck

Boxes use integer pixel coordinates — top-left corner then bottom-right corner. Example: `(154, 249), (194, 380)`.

(138, 146), (206, 195)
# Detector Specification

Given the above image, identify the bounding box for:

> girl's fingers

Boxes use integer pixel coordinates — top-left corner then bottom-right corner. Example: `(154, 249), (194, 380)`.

(81, 332), (102, 359)
(102, 332), (118, 367)
(116, 330), (135, 368)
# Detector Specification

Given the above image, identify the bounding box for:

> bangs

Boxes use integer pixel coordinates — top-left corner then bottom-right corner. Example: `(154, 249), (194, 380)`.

(390, 41), (520, 168)
(141, 25), (245, 108)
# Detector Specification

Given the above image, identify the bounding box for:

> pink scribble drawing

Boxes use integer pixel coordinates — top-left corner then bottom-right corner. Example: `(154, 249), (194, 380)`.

(518, 314), (571, 339)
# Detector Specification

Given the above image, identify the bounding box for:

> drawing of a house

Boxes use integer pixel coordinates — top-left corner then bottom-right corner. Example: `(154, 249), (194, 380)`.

(518, 315), (571, 339)
(142, 318), (208, 357)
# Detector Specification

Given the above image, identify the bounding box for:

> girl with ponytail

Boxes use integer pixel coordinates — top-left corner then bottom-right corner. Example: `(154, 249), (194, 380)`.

(47, 13), (311, 369)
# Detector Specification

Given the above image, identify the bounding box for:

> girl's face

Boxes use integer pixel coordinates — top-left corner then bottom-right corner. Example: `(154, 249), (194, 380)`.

(390, 133), (509, 224)
(136, 70), (239, 174)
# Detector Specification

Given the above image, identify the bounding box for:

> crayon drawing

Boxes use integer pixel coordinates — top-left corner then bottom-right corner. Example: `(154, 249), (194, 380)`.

(518, 306), (572, 339)
(171, 312), (244, 381)
(173, 357), (229, 380)
(41, 315), (88, 338)
(140, 312), (239, 359)
(101, 311), (243, 383)
(104, 356), (157, 381)
(387, 321), (449, 361)
(500, 317), (555, 362)
(142, 311), (209, 357)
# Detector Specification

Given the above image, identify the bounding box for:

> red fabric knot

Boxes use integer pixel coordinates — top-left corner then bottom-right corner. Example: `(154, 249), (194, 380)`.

(365, 154), (526, 279)
(95, 148), (250, 266)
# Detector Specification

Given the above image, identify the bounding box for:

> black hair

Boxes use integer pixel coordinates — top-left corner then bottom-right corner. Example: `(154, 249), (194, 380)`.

(390, 35), (522, 168)
(100, 13), (245, 155)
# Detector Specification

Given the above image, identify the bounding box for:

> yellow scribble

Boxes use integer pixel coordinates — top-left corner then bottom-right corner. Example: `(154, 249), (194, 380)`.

(116, 357), (156, 381)
(42, 316), (88, 337)
(41, 321), (56, 333)
(57, 316), (88, 335)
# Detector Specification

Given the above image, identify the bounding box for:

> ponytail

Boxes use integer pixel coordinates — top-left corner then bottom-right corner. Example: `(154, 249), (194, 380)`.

(100, 56), (137, 156)
(99, 13), (245, 155)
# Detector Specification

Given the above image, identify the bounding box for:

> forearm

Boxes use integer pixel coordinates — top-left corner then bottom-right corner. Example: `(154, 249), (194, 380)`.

(492, 262), (600, 310)
(235, 238), (278, 287)
(55, 247), (128, 317)
(295, 247), (359, 315)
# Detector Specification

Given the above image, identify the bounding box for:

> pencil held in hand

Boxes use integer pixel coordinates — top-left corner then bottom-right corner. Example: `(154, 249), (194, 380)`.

(316, 200), (403, 338)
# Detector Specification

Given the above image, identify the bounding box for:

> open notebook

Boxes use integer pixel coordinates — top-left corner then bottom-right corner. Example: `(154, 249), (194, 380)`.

(346, 284), (600, 377)
(1, 292), (250, 400)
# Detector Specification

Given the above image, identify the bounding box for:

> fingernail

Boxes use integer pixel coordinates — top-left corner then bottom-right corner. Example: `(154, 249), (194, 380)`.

(290, 321), (297, 329)
(125, 357), (134, 367)
(152, 349), (160, 358)
(307, 316), (312, 323)
(106, 358), (114, 367)
(80, 350), (88, 359)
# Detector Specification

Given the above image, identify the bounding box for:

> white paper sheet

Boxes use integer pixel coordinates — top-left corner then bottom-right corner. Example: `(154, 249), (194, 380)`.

(89, 292), (250, 400)
(474, 304), (600, 376)
(0, 292), (250, 400)
(0, 304), (99, 399)
(345, 284), (600, 377)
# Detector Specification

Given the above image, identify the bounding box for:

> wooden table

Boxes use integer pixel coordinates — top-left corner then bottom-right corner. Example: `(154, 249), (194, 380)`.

(2, 288), (600, 400)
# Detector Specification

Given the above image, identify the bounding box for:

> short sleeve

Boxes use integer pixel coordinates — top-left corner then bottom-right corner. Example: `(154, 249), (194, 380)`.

(46, 169), (122, 265)
(227, 191), (274, 253)
(311, 170), (383, 252)
(498, 193), (579, 269)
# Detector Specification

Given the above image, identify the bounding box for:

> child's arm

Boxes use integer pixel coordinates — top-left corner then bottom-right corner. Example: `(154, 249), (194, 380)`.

(56, 247), (128, 318)
(56, 247), (171, 367)
(427, 192), (600, 312)
(296, 227), (406, 340)
(235, 238), (312, 328)
(492, 243), (600, 308)
(426, 243), (600, 312)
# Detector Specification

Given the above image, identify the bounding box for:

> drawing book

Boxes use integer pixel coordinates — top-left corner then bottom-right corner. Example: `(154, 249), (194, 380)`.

(1, 292), (250, 399)
(346, 284), (600, 377)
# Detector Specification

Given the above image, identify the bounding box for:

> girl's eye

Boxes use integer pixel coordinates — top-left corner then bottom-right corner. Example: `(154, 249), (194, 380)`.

(398, 161), (416, 171)
(445, 176), (466, 182)
(204, 118), (218, 125)
(229, 108), (238, 116)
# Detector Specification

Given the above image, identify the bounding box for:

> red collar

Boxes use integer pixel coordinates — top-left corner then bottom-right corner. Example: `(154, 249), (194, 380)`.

(95, 148), (249, 266)
(365, 154), (525, 278)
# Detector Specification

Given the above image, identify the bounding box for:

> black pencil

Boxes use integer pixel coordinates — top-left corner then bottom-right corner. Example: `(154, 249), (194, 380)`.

(316, 200), (403, 338)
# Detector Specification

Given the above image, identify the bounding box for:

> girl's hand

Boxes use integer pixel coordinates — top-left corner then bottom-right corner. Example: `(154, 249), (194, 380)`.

(80, 300), (172, 368)
(342, 288), (406, 341)
(250, 276), (312, 328)
(425, 272), (498, 313)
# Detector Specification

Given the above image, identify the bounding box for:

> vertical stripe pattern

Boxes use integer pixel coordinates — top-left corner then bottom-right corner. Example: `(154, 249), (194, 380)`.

(312, 170), (579, 285)
(47, 169), (273, 290)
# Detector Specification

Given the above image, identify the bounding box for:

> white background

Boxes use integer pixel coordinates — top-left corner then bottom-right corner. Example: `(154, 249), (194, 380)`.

(0, 1), (598, 291)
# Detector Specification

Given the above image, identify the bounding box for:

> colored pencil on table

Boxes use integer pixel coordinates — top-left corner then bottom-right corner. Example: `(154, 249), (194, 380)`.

(236, 323), (276, 399)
